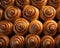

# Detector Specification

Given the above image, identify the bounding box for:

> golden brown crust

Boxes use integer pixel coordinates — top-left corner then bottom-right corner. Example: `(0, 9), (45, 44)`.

(23, 5), (39, 21)
(15, 0), (30, 9)
(0, 20), (13, 35)
(0, 34), (9, 48)
(4, 6), (21, 22)
(10, 35), (25, 48)
(48, 0), (60, 9)
(0, 0), (14, 8)
(43, 20), (57, 36)
(41, 35), (55, 48)
(57, 21), (60, 33)
(0, 8), (3, 20)
(55, 35), (60, 48)
(56, 7), (60, 20)
(29, 20), (43, 35)
(40, 6), (56, 21)
(13, 18), (29, 36)
(31, 0), (47, 9)
(25, 34), (41, 48)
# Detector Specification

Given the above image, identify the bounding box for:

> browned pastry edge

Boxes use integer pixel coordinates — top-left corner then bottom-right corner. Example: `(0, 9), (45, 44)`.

(41, 35), (55, 48)
(43, 20), (57, 36)
(23, 5), (39, 21)
(48, 0), (60, 9)
(29, 20), (43, 35)
(40, 6), (56, 21)
(56, 7), (60, 20)
(0, 34), (9, 48)
(10, 35), (25, 48)
(0, 0), (15, 8)
(25, 34), (41, 48)
(4, 6), (21, 22)
(15, 0), (30, 9)
(13, 18), (29, 36)
(57, 21), (60, 33)
(0, 20), (13, 35)
(31, 0), (47, 9)
(0, 8), (3, 20)
(55, 35), (60, 48)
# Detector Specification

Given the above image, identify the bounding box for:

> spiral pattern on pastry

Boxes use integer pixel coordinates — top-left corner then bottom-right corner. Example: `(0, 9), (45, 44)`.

(25, 34), (41, 48)
(0, 0), (14, 8)
(40, 6), (56, 21)
(10, 35), (25, 48)
(48, 0), (60, 9)
(13, 18), (29, 36)
(55, 35), (60, 48)
(43, 20), (57, 36)
(0, 8), (3, 20)
(15, 0), (30, 9)
(23, 5), (39, 21)
(4, 6), (21, 22)
(0, 20), (13, 35)
(41, 35), (55, 48)
(29, 20), (43, 35)
(31, 0), (47, 9)
(56, 7), (60, 20)
(0, 34), (9, 48)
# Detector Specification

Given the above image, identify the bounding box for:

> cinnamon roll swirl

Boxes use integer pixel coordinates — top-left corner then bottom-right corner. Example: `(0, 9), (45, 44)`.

(15, 0), (30, 9)
(40, 6), (56, 21)
(31, 0), (47, 9)
(0, 34), (9, 48)
(4, 6), (21, 22)
(0, 8), (3, 20)
(56, 7), (60, 20)
(41, 35), (55, 48)
(10, 35), (25, 48)
(0, 0), (14, 8)
(23, 5), (39, 21)
(29, 20), (43, 35)
(0, 20), (13, 35)
(13, 18), (29, 36)
(25, 34), (41, 48)
(48, 0), (60, 9)
(43, 20), (57, 36)
(55, 35), (60, 48)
